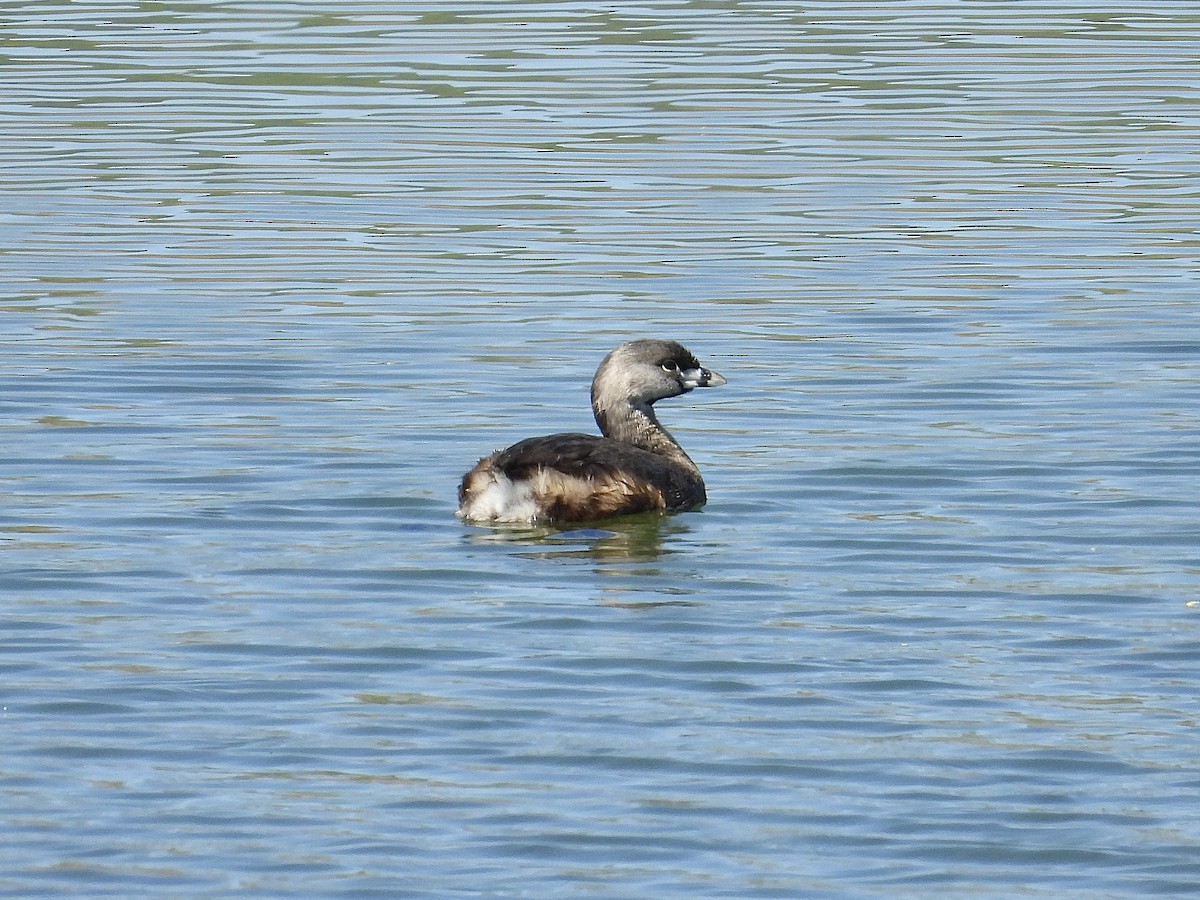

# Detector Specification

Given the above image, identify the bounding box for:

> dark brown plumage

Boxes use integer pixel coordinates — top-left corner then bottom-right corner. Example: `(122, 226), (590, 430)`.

(456, 339), (726, 524)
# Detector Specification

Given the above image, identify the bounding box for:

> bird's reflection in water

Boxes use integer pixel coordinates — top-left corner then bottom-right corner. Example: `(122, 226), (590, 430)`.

(462, 511), (690, 565)
(462, 513), (705, 607)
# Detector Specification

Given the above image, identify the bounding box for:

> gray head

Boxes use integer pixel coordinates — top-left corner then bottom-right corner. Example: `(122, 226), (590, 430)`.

(591, 339), (726, 410)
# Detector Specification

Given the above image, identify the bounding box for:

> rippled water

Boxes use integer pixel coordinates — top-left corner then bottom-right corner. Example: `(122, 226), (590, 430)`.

(4, 3), (1199, 896)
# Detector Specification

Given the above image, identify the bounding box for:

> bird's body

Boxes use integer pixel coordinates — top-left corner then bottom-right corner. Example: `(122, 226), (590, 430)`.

(456, 339), (725, 525)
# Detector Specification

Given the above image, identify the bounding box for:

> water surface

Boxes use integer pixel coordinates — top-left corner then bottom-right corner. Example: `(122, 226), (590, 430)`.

(3, 3), (1199, 896)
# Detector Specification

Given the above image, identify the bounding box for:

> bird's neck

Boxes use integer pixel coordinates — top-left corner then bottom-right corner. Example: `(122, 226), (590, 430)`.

(593, 398), (697, 471)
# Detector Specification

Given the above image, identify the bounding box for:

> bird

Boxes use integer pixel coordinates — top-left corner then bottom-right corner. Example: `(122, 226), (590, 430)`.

(456, 339), (726, 524)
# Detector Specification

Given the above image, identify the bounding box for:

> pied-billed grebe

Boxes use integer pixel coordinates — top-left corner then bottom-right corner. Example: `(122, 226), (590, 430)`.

(456, 339), (726, 524)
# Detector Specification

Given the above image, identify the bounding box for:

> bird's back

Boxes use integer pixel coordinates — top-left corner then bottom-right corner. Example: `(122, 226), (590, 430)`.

(456, 432), (705, 524)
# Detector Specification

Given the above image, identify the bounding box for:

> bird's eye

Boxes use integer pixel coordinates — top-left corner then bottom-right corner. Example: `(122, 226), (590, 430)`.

(661, 360), (680, 373)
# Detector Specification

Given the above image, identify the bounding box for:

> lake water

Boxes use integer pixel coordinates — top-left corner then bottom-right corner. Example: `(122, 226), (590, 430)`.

(3, 2), (1199, 896)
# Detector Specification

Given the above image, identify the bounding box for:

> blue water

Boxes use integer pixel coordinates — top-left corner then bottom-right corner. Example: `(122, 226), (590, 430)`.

(3, 3), (1199, 896)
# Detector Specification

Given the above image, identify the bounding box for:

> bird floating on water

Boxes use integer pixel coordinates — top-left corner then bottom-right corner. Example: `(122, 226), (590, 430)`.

(456, 339), (726, 525)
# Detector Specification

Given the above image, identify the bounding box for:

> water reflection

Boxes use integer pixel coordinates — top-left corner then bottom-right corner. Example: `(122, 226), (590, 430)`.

(462, 511), (691, 563)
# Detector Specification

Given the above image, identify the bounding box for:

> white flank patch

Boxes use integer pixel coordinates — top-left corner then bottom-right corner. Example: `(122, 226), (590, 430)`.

(457, 471), (541, 523)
